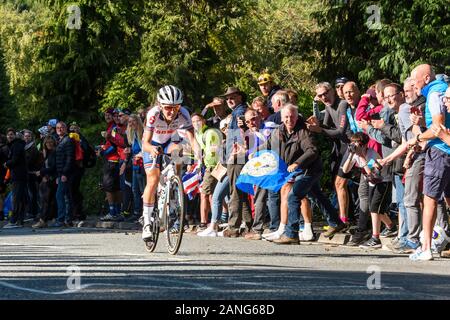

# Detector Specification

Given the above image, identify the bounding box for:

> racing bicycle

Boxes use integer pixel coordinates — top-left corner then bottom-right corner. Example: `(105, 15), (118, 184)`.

(142, 152), (186, 255)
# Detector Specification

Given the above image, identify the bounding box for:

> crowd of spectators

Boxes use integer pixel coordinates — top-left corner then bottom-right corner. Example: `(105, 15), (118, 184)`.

(1, 64), (449, 262)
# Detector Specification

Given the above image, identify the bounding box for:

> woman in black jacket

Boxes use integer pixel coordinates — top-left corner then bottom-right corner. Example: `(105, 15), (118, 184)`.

(3, 129), (27, 228)
(0, 134), (9, 221)
(32, 136), (58, 228)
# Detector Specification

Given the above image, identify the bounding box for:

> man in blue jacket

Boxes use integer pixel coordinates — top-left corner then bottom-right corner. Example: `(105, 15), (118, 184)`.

(407, 64), (449, 261)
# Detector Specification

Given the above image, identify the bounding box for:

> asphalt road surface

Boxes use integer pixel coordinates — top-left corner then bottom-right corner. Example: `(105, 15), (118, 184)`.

(0, 227), (449, 300)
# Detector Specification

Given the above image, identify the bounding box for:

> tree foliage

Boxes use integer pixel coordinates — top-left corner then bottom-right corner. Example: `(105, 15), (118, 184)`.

(0, 0), (448, 126)
(307, 0), (450, 87)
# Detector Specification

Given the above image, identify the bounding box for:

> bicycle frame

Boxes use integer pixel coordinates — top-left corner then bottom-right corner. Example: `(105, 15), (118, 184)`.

(144, 151), (186, 255)
(157, 161), (176, 228)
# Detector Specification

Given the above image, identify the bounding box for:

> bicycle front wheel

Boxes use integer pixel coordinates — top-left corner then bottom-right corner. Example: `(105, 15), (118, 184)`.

(165, 175), (185, 255)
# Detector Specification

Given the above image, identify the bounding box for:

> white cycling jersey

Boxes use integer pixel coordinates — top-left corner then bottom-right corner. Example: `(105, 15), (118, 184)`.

(145, 106), (193, 145)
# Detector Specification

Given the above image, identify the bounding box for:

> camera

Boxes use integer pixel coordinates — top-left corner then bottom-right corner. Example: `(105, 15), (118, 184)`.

(237, 115), (247, 129)
(348, 143), (357, 154)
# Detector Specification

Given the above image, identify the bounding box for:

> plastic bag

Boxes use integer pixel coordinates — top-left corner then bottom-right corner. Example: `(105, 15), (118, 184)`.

(420, 225), (450, 254)
(3, 191), (13, 219)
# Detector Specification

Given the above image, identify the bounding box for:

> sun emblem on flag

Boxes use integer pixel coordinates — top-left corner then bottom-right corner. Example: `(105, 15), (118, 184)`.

(241, 151), (279, 177)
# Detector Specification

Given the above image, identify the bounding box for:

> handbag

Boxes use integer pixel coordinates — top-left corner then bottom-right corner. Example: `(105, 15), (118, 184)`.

(211, 163), (227, 181)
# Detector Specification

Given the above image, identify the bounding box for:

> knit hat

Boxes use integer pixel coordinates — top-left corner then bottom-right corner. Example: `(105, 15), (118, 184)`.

(38, 126), (49, 136)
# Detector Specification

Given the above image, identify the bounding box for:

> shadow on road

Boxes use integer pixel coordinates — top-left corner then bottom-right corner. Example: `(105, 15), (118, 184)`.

(0, 243), (449, 300)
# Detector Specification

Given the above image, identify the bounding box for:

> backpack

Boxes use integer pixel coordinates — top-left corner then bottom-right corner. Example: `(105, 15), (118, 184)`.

(70, 133), (97, 169)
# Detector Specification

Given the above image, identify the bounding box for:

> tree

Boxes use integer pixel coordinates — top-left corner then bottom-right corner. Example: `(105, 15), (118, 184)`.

(32, 0), (146, 121)
(137, 0), (257, 108)
(0, 43), (17, 131)
(0, 1), (51, 127)
(306, 0), (450, 87)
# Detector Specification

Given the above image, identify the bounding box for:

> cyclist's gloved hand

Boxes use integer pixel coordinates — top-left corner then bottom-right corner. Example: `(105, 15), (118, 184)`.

(149, 145), (162, 158)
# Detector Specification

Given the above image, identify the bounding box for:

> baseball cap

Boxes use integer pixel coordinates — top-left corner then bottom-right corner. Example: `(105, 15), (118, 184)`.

(120, 108), (132, 115)
(257, 73), (274, 85)
(335, 77), (349, 86)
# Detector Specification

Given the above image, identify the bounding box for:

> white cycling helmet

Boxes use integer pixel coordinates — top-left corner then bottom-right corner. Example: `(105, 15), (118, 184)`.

(157, 85), (183, 105)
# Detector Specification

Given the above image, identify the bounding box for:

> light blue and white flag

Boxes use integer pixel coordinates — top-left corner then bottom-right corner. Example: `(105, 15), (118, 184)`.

(236, 150), (302, 195)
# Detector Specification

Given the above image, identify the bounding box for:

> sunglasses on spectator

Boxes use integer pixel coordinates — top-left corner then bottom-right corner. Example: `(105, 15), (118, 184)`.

(384, 92), (400, 101)
(444, 96), (450, 103)
(317, 90), (329, 98)
(245, 117), (258, 124)
(335, 84), (344, 88)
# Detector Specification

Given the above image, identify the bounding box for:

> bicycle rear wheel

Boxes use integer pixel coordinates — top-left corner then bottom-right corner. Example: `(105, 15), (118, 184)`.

(165, 175), (185, 255)
(144, 208), (160, 253)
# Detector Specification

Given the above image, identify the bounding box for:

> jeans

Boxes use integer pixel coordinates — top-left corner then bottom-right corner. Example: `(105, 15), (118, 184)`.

(56, 176), (72, 224)
(308, 180), (341, 228)
(211, 176), (230, 223)
(267, 190), (280, 231)
(404, 158), (423, 244)
(27, 174), (39, 217)
(132, 169), (145, 215)
(394, 174), (408, 243)
(286, 174), (320, 239)
(11, 181), (27, 224)
(357, 175), (370, 232)
(252, 187), (270, 232)
(120, 162), (133, 213)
